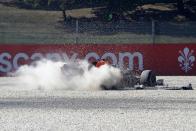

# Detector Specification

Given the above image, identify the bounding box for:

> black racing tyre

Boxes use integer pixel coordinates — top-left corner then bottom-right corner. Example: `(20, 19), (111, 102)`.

(140, 70), (156, 87)
(100, 85), (117, 90)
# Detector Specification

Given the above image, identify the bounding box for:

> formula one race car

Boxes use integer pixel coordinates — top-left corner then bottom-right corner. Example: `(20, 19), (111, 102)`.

(61, 60), (193, 90)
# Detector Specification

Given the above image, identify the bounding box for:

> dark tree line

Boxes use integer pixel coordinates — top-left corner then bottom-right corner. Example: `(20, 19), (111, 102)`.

(15, 0), (196, 21)
(16, 0), (196, 11)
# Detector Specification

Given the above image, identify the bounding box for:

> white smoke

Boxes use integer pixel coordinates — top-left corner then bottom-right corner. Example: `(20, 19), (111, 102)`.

(10, 59), (122, 91)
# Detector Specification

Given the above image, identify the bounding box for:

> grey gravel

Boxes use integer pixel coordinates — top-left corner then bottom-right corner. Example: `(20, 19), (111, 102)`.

(0, 76), (196, 131)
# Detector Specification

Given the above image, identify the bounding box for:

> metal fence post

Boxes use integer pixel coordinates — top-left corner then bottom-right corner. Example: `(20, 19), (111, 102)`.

(152, 19), (155, 44)
(75, 19), (79, 44)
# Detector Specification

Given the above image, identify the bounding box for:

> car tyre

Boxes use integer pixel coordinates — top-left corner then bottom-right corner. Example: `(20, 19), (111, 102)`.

(140, 70), (156, 87)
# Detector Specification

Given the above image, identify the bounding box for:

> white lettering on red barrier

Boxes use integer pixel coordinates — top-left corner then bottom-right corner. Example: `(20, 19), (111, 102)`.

(178, 47), (195, 73)
(0, 52), (12, 73)
(13, 53), (29, 69)
(0, 51), (144, 73)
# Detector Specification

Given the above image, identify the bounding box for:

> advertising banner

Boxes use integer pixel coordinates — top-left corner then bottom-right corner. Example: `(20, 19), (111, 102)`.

(0, 44), (196, 76)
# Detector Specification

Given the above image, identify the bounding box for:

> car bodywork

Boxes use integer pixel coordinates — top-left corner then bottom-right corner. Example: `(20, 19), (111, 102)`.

(61, 60), (193, 90)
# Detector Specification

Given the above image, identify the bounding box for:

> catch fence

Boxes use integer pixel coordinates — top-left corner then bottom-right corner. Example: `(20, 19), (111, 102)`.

(0, 19), (196, 44)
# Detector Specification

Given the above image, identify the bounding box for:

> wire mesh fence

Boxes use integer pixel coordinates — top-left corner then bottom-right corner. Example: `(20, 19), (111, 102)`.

(1, 19), (196, 44)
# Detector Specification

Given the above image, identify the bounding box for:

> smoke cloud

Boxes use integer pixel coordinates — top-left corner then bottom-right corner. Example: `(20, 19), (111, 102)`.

(10, 59), (122, 91)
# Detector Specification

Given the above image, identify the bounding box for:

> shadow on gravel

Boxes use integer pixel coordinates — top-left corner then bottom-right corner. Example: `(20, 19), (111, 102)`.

(0, 97), (195, 110)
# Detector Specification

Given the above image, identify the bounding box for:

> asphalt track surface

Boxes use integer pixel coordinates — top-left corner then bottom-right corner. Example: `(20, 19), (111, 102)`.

(0, 76), (196, 131)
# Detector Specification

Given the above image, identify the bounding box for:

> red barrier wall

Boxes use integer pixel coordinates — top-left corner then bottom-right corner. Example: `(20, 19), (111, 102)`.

(0, 44), (196, 76)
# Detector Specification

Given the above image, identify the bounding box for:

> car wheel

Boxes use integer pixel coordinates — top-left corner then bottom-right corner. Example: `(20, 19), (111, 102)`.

(140, 70), (156, 87)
